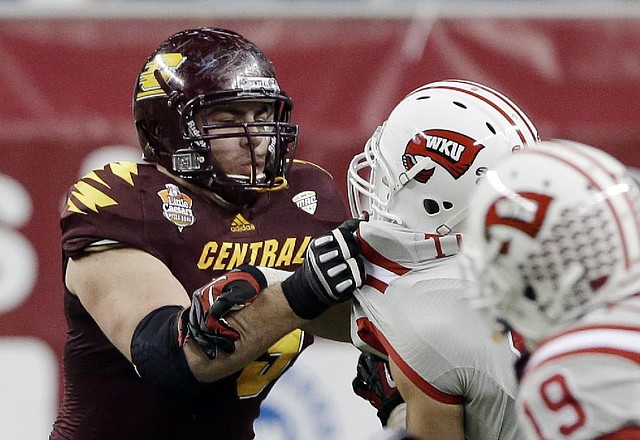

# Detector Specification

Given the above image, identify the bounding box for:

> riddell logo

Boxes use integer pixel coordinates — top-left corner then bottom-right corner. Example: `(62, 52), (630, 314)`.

(230, 213), (256, 232)
(485, 192), (553, 238)
(402, 129), (484, 183)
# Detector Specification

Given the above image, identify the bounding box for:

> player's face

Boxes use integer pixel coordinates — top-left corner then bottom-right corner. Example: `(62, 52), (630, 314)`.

(196, 101), (275, 178)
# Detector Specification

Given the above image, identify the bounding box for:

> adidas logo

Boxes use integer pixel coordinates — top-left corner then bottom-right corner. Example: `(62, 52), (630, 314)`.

(230, 213), (256, 232)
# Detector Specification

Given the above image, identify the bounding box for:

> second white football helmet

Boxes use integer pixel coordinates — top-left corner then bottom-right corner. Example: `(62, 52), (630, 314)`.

(348, 79), (539, 234)
(462, 140), (640, 345)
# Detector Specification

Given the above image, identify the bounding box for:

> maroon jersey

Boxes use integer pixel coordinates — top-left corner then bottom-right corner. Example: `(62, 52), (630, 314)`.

(51, 160), (348, 440)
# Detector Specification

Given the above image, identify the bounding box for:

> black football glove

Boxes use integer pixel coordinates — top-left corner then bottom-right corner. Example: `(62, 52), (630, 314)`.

(184, 264), (267, 359)
(352, 352), (405, 427)
(281, 219), (365, 319)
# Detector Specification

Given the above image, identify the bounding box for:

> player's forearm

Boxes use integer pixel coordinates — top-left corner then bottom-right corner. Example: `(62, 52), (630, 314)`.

(183, 220), (364, 382)
(184, 283), (306, 382)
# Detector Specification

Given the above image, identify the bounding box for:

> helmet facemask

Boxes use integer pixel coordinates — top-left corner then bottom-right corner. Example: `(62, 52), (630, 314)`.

(178, 95), (297, 193)
(349, 123), (404, 225)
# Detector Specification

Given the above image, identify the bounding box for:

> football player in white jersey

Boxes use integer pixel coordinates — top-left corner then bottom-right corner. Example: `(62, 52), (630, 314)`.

(347, 79), (539, 439)
(461, 139), (640, 439)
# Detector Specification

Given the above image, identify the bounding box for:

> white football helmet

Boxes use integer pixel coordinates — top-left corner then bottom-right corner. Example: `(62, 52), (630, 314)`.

(348, 79), (539, 234)
(461, 139), (640, 346)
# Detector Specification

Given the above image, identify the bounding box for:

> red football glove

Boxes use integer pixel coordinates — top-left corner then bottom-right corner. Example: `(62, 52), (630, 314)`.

(352, 352), (405, 426)
(185, 264), (267, 359)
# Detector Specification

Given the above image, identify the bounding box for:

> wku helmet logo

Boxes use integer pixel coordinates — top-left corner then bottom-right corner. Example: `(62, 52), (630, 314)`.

(485, 192), (553, 238)
(402, 129), (484, 183)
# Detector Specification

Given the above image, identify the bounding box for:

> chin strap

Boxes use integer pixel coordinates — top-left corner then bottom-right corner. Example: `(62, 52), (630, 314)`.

(254, 176), (288, 193)
(391, 156), (434, 194)
(435, 205), (468, 236)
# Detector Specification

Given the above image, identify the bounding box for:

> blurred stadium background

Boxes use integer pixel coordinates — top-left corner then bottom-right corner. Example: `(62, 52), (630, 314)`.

(1, 1), (639, 439)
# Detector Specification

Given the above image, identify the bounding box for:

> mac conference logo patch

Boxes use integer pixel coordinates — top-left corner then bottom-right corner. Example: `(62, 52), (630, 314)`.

(292, 191), (318, 215)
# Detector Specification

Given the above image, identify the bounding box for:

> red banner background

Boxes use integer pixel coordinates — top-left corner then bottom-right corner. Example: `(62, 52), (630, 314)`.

(1, 16), (638, 436)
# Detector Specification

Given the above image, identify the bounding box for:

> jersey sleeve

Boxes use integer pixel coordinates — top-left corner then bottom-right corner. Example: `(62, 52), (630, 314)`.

(60, 162), (158, 260)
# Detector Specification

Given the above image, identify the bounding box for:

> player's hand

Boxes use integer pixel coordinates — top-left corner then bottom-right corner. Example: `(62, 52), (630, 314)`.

(352, 352), (405, 427)
(281, 218), (365, 319)
(186, 265), (267, 359)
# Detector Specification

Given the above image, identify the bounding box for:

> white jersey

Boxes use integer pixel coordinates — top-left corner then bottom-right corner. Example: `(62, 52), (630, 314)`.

(518, 295), (640, 440)
(351, 220), (521, 440)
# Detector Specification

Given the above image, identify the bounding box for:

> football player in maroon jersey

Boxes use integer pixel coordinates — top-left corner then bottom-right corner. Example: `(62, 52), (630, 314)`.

(51, 27), (363, 440)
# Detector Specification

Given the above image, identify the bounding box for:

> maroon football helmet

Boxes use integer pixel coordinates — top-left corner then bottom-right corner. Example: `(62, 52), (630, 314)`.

(133, 27), (298, 202)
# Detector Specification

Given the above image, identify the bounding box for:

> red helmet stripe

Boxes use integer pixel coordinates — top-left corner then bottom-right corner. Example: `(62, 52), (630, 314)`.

(525, 148), (639, 269)
(449, 79), (538, 142)
(408, 81), (537, 146)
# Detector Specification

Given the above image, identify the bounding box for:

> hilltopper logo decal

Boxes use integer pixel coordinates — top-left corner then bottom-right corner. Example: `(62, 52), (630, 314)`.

(402, 129), (484, 183)
(485, 192), (553, 238)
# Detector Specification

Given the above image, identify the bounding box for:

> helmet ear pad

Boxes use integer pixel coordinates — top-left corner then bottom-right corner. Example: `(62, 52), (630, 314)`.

(423, 197), (455, 215)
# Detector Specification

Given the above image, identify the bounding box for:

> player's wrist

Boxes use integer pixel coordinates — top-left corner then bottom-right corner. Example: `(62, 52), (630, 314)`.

(281, 269), (332, 320)
(281, 219), (365, 320)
